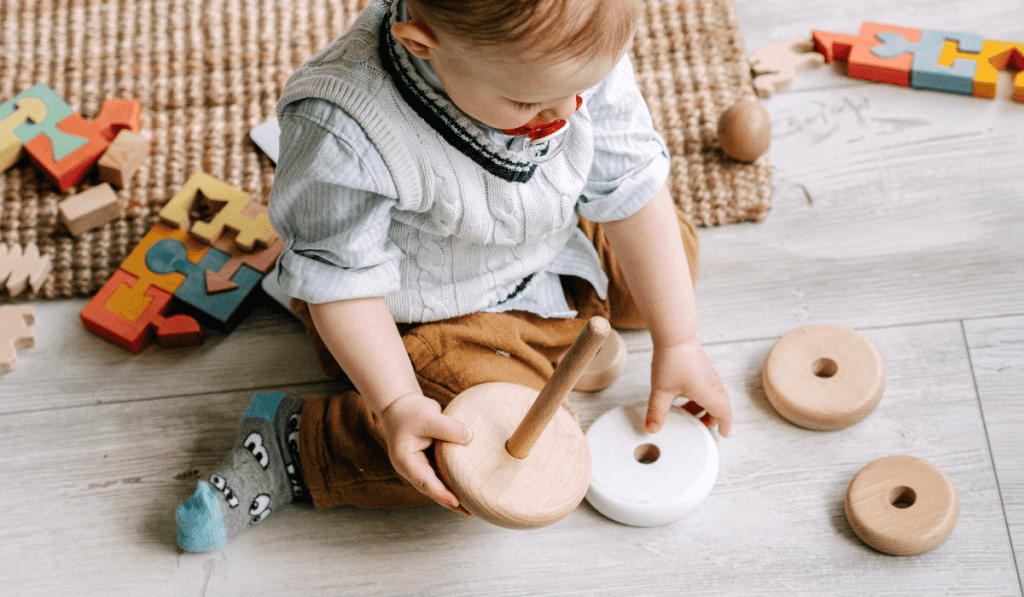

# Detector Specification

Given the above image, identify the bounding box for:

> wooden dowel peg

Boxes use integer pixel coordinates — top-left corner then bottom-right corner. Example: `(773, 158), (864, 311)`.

(506, 316), (611, 459)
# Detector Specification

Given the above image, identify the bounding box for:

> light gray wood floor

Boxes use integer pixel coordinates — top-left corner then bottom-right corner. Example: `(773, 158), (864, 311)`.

(2, 1), (1022, 595)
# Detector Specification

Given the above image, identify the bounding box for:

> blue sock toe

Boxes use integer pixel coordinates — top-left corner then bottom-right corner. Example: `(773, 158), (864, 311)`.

(176, 481), (228, 553)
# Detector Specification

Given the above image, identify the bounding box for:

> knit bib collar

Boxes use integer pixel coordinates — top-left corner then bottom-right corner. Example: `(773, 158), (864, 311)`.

(377, 2), (540, 183)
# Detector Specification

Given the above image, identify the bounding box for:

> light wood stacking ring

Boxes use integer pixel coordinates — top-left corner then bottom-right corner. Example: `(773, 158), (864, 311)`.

(845, 455), (959, 556)
(435, 317), (610, 529)
(558, 328), (627, 392)
(762, 323), (885, 430)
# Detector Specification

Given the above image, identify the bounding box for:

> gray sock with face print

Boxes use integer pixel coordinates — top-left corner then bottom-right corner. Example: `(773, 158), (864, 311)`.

(176, 392), (306, 552)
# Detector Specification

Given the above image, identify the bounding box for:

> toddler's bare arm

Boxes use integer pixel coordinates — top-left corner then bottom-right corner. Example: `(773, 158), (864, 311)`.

(602, 184), (734, 436)
(307, 298), (473, 513)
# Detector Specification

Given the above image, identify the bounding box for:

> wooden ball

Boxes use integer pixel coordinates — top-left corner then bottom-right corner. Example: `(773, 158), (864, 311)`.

(762, 324), (885, 430)
(716, 99), (771, 162)
(845, 455), (959, 556)
(435, 382), (591, 529)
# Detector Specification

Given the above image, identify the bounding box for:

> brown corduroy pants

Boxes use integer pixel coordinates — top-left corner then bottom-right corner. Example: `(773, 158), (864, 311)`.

(291, 213), (700, 510)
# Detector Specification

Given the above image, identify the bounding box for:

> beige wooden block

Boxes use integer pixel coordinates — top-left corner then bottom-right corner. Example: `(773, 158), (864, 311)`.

(0, 304), (35, 372)
(762, 323), (886, 430)
(845, 455), (959, 556)
(0, 242), (51, 297)
(58, 183), (120, 236)
(97, 130), (148, 188)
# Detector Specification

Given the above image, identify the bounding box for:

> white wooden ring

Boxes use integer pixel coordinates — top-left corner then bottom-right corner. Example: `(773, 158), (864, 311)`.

(845, 455), (959, 556)
(762, 323), (885, 430)
(585, 402), (718, 527)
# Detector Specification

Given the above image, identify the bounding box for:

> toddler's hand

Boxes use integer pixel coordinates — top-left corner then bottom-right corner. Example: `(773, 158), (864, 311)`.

(380, 393), (474, 515)
(646, 338), (733, 437)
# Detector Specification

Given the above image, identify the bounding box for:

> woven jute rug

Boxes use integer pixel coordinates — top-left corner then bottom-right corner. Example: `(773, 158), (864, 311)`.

(0, 0), (770, 301)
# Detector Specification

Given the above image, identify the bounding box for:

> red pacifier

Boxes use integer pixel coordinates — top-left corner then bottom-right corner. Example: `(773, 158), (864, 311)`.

(502, 95), (582, 164)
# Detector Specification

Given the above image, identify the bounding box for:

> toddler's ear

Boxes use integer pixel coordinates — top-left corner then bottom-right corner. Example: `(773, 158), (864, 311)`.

(392, 19), (439, 59)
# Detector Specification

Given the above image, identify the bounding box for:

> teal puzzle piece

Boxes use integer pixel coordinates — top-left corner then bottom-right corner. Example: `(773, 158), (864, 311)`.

(0, 83), (87, 160)
(145, 238), (262, 330)
(872, 30), (986, 95)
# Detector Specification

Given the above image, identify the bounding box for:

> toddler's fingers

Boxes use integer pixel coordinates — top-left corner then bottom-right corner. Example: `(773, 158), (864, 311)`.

(424, 412), (474, 445)
(402, 454), (470, 515)
(645, 389), (678, 433)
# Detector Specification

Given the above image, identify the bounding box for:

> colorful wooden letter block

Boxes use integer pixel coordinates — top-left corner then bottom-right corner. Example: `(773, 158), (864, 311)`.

(160, 172), (276, 252)
(81, 172), (283, 351)
(0, 97), (47, 172)
(813, 22), (1024, 102)
(24, 98), (142, 192)
(80, 269), (202, 354)
(146, 238), (263, 331)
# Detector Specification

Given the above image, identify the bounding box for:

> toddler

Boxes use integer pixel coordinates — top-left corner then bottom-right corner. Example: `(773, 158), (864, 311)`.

(176, 0), (733, 552)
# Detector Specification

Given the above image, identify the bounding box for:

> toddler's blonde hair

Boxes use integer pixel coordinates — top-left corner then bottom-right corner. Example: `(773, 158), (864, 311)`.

(406, 0), (639, 61)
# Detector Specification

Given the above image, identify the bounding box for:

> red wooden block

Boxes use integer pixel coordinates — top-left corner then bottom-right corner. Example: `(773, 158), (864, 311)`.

(80, 269), (202, 354)
(813, 23), (922, 87)
(92, 98), (142, 141)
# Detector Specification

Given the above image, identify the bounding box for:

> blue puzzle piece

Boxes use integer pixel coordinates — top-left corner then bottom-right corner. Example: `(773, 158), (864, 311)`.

(872, 29), (986, 95)
(0, 83), (88, 160)
(912, 30), (985, 95)
(871, 31), (919, 59)
(145, 238), (262, 329)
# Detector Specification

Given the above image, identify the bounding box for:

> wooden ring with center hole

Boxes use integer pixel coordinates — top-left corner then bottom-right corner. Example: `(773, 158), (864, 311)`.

(585, 401), (718, 527)
(762, 323), (885, 430)
(435, 383), (591, 529)
(435, 317), (608, 529)
(844, 455), (959, 556)
(557, 328), (627, 392)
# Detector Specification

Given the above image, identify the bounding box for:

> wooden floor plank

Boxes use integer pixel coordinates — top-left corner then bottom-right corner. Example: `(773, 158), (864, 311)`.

(0, 299), (331, 415)
(964, 315), (1024, 590)
(1, 322), (1018, 596)
(693, 81), (1024, 344)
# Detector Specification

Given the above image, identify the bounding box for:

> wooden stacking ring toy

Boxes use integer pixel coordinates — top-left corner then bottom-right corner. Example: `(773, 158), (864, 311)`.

(435, 317), (610, 529)
(762, 323), (885, 430)
(557, 328), (627, 392)
(845, 455), (959, 556)
(585, 401), (718, 527)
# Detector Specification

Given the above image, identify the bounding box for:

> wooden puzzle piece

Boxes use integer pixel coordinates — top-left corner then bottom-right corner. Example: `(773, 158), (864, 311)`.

(207, 221), (285, 293)
(145, 238), (262, 330)
(97, 130), (149, 188)
(80, 268), (202, 354)
(58, 183), (120, 236)
(159, 172), (277, 252)
(814, 23), (923, 86)
(0, 305), (35, 372)
(120, 222), (211, 296)
(0, 97), (47, 172)
(0, 242), (52, 297)
(0, 83), (82, 159)
(91, 98), (143, 142)
(25, 113), (109, 192)
(942, 40), (1024, 100)
(23, 98), (142, 192)
(873, 30), (985, 95)
(749, 38), (826, 98)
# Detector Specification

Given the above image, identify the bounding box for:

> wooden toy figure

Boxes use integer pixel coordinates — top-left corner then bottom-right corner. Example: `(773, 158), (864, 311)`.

(749, 38), (826, 98)
(435, 316), (610, 529)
